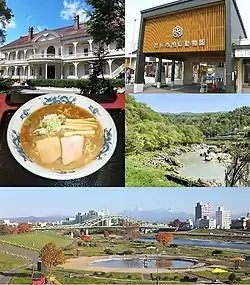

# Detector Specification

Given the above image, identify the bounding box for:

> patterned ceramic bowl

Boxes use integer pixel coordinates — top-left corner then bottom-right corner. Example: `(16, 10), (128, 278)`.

(7, 94), (117, 180)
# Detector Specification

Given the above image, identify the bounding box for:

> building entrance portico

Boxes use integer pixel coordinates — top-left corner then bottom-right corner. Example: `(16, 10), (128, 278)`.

(134, 0), (246, 93)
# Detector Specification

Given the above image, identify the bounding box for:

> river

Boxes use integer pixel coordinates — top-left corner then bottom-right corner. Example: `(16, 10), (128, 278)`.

(140, 237), (250, 250)
(176, 151), (226, 184)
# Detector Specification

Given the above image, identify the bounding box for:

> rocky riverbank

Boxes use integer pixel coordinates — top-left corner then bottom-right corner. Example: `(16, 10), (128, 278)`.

(143, 143), (228, 187)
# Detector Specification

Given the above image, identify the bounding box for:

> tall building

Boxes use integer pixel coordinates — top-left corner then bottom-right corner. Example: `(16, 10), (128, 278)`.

(195, 202), (212, 220)
(216, 207), (232, 229)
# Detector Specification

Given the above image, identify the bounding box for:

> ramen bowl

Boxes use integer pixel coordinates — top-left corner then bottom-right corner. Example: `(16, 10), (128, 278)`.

(7, 94), (117, 180)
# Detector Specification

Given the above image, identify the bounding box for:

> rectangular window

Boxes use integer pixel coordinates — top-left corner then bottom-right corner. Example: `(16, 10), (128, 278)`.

(69, 64), (74, 75)
(11, 69), (14, 76)
(69, 46), (73, 55)
(83, 48), (88, 56)
(59, 48), (61, 56)
(31, 67), (34, 76)
(17, 67), (20, 76)
(84, 64), (89, 75)
(39, 66), (42, 76)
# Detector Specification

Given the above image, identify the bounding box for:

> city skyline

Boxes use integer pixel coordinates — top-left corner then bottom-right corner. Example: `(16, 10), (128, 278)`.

(133, 94), (250, 113)
(0, 188), (249, 218)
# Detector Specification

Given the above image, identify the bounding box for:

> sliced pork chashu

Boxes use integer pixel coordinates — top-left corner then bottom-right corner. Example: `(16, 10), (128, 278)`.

(36, 137), (61, 164)
(61, 136), (84, 165)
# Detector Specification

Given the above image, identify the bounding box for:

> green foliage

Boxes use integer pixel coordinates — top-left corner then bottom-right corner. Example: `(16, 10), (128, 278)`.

(26, 78), (124, 89)
(164, 106), (250, 138)
(86, 0), (125, 50)
(0, 0), (13, 44)
(0, 77), (12, 92)
(126, 95), (204, 155)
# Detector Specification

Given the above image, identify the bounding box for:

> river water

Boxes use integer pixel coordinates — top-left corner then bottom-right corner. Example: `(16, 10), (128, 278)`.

(176, 151), (226, 184)
(140, 237), (250, 250)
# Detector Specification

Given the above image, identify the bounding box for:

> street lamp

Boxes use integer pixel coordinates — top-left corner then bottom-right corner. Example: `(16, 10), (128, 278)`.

(156, 248), (159, 284)
(129, 19), (137, 68)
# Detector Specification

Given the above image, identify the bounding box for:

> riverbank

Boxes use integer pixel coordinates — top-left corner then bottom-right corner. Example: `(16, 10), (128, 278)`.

(126, 143), (231, 187)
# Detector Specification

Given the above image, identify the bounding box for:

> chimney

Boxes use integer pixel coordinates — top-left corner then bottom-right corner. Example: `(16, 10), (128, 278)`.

(74, 14), (80, 30)
(28, 26), (34, 40)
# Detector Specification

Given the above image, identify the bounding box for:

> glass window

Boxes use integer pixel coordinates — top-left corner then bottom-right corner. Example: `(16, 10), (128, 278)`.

(17, 67), (20, 76)
(69, 46), (74, 55)
(84, 64), (89, 75)
(69, 64), (74, 75)
(11, 69), (14, 76)
(39, 66), (42, 76)
(84, 48), (88, 56)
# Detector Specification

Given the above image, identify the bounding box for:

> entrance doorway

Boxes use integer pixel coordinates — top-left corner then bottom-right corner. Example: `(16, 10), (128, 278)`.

(47, 65), (55, 79)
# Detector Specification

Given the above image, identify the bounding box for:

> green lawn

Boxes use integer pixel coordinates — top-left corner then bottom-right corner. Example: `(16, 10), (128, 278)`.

(126, 154), (181, 187)
(0, 252), (27, 272)
(0, 233), (71, 250)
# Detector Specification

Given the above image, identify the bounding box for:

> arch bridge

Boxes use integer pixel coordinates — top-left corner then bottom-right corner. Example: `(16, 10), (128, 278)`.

(32, 214), (173, 231)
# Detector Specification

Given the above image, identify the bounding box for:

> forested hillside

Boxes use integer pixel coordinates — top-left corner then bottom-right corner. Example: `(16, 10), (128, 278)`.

(163, 106), (250, 138)
(126, 95), (204, 155)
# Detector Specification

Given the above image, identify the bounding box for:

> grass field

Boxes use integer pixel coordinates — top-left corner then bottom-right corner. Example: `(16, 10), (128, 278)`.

(0, 252), (27, 273)
(126, 154), (181, 187)
(0, 233), (71, 250)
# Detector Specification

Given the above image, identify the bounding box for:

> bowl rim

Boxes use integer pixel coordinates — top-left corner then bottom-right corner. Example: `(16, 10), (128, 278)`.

(6, 94), (117, 180)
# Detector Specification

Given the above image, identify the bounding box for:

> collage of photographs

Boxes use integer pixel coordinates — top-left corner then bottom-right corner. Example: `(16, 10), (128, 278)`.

(0, 0), (250, 284)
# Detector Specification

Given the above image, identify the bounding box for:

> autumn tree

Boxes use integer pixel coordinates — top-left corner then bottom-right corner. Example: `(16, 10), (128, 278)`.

(0, 0), (13, 44)
(81, 235), (90, 242)
(40, 243), (65, 275)
(155, 232), (173, 247)
(16, 223), (32, 234)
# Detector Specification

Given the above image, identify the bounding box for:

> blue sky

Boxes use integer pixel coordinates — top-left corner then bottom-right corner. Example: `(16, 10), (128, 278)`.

(0, 188), (249, 217)
(133, 94), (250, 113)
(3, 0), (90, 45)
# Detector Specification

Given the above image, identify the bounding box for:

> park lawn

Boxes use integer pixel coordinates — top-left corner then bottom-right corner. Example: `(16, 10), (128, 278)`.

(0, 233), (71, 250)
(0, 252), (27, 272)
(126, 154), (181, 187)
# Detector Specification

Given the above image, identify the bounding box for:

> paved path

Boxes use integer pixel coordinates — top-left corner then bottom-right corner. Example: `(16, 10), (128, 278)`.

(0, 238), (76, 284)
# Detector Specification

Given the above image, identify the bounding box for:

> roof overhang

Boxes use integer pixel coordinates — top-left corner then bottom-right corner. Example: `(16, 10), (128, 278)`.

(141, 0), (247, 38)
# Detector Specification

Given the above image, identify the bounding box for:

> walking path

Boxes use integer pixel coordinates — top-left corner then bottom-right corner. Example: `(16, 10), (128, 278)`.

(0, 237), (76, 284)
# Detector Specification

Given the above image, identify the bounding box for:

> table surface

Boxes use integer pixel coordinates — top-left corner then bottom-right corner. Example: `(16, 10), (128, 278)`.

(0, 93), (125, 187)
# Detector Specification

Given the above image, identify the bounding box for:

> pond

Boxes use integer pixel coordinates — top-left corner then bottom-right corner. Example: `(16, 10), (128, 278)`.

(140, 237), (250, 250)
(91, 257), (195, 269)
(176, 151), (226, 184)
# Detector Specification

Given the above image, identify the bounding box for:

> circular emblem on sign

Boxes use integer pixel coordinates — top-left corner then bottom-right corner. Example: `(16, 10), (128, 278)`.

(173, 26), (183, 38)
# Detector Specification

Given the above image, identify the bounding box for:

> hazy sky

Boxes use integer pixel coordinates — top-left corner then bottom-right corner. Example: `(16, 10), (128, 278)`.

(0, 187), (249, 218)
(133, 94), (250, 113)
(125, 0), (250, 53)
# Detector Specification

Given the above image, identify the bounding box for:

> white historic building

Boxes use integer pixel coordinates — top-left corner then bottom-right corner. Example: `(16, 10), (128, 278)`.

(0, 15), (124, 80)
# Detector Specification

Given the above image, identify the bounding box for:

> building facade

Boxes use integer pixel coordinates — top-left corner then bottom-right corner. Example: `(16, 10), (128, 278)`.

(196, 216), (216, 229)
(0, 15), (124, 80)
(195, 202), (212, 220)
(216, 207), (232, 229)
(134, 0), (246, 93)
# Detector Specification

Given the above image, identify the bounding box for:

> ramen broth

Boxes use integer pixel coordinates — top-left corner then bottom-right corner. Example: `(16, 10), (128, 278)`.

(20, 104), (104, 171)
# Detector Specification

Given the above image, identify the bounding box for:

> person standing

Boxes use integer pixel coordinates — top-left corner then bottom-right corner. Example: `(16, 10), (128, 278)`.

(126, 68), (131, 84)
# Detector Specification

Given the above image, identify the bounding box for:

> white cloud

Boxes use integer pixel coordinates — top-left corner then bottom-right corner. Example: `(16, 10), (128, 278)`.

(6, 19), (16, 29)
(26, 16), (32, 21)
(60, 0), (89, 23)
(125, 0), (250, 53)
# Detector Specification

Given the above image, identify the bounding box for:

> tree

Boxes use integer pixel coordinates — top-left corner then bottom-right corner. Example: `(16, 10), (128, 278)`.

(103, 230), (110, 238)
(0, 0), (13, 44)
(16, 223), (32, 234)
(155, 232), (173, 246)
(0, 224), (10, 235)
(224, 143), (250, 186)
(122, 224), (141, 240)
(228, 273), (237, 283)
(85, 0), (125, 50)
(40, 243), (65, 275)
(81, 235), (90, 242)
